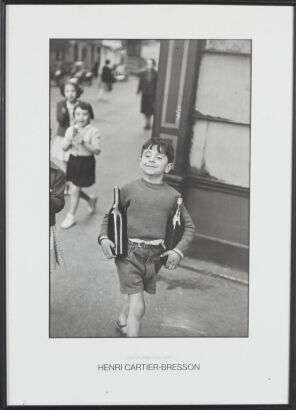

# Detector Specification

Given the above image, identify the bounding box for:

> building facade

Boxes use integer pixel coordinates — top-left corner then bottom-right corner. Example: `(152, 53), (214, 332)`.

(153, 40), (251, 269)
(50, 39), (125, 76)
(50, 39), (160, 77)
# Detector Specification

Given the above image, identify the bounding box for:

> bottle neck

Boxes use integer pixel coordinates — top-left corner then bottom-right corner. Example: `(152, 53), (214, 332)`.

(175, 197), (182, 213)
(176, 201), (182, 216)
(173, 198), (182, 228)
(113, 187), (120, 207)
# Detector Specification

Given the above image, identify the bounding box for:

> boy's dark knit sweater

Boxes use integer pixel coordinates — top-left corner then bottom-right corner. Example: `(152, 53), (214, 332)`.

(99, 178), (195, 255)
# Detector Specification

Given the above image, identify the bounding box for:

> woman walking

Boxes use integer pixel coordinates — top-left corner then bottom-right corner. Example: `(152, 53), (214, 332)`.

(137, 59), (158, 130)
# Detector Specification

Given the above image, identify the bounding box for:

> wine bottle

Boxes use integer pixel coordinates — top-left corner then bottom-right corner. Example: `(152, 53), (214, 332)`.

(162, 197), (184, 264)
(107, 186), (128, 257)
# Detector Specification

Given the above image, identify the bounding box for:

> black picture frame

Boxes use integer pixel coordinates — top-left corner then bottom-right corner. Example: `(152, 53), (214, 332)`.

(1, 1), (296, 409)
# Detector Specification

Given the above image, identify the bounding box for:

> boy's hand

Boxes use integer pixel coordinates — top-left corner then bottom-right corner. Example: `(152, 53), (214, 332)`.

(160, 250), (181, 270)
(100, 238), (116, 259)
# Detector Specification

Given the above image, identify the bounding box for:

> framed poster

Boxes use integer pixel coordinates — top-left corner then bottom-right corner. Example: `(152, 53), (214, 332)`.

(1, 1), (296, 408)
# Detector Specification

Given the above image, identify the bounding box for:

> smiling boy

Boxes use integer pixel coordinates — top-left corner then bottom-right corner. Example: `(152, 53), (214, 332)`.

(98, 138), (195, 337)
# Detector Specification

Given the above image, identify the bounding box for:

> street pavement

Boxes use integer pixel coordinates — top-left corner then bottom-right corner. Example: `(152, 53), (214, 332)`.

(50, 77), (248, 338)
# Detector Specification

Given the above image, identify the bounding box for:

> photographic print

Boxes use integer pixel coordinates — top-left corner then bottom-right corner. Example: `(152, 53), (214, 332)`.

(49, 39), (250, 338)
(3, 3), (295, 408)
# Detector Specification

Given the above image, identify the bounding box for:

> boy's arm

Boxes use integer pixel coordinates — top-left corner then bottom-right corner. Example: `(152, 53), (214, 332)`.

(98, 213), (109, 242)
(174, 205), (196, 257)
(98, 214), (115, 259)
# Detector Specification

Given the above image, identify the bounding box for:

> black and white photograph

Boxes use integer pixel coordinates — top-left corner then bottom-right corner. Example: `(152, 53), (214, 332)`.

(3, 3), (295, 407)
(49, 39), (250, 338)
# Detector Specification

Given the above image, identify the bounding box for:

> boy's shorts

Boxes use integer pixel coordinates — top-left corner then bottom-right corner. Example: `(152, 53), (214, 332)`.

(115, 241), (164, 295)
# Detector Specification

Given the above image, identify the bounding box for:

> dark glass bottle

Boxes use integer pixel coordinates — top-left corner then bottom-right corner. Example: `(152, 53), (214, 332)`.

(166, 197), (183, 249)
(162, 197), (184, 264)
(108, 186), (128, 257)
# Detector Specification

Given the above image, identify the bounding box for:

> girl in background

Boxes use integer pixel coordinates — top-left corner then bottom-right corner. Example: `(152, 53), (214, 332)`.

(51, 81), (94, 193)
(61, 102), (101, 229)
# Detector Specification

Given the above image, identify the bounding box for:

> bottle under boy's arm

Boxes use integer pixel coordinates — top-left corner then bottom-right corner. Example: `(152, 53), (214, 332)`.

(98, 185), (128, 245)
(172, 200), (196, 259)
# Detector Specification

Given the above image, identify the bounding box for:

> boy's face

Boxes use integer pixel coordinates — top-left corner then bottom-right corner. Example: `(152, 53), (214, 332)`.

(140, 145), (173, 177)
(74, 107), (90, 127)
(64, 84), (77, 102)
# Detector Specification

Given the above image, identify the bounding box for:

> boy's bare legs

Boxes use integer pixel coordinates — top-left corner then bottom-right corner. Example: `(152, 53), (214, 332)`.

(117, 294), (129, 336)
(127, 292), (145, 337)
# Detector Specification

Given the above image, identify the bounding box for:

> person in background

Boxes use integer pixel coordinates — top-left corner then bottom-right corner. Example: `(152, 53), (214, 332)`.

(98, 59), (114, 101)
(137, 59), (158, 130)
(61, 102), (101, 229)
(50, 161), (66, 271)
(92, 59), (100, 79)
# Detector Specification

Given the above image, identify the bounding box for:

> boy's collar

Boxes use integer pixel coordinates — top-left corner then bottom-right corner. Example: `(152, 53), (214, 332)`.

(141, 177), (164, 187)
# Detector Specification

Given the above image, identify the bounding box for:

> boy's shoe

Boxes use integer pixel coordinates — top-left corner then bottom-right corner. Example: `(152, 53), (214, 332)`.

(61, 213), (75, 229)
(115, 320), (127, 337)
(87, 196), (98, 214)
